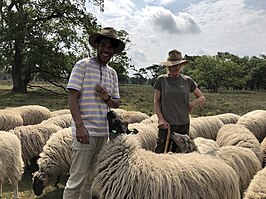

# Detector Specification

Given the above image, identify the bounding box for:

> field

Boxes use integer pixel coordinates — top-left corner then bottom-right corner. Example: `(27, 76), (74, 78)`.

(0, 81), (266, 198)
(1, 81), (265, 116)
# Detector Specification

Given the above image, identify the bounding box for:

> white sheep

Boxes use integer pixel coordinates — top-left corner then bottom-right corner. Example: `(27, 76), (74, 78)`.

(216, 124), (264, 164)
(127, 122), (158, 151)
(169, 135), (218, 154)
(236, 109), (266, 142)
(0, 131), (24, 199)
(193, 136), (219, 154)
(50, 109), (70, 117)
(169, 133), (261, 197)
(213, 113), (240, 124)
(243, 166), (266, 199)
(158, 133), (261, 197)
(0, 109), (23, 131)
(261, 136), (266, 167)
(41, 114), (72, 128)
(111, 108), (149, 123)
(140, 114), (158, 124)
(91, 135), (241, 199)
(107, 110), (158, 150)
(9, 123), (62, 168)
(8, 105), (52, 125)
(216, 146), (262, 197)
(189, 116), (224, 140)
(32, 127), (72, 196)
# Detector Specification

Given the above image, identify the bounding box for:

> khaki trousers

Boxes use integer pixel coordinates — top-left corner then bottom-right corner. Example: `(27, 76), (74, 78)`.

(63, 137), (108, 199)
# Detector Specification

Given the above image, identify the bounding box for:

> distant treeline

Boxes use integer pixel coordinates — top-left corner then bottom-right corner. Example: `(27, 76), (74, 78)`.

(130, 52), (266, 92)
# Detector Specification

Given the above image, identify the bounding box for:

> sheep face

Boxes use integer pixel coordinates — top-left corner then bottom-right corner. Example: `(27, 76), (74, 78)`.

(32, 171), (48, 196)
(171, 132), (197, 153)
(107, 110), (130, 140)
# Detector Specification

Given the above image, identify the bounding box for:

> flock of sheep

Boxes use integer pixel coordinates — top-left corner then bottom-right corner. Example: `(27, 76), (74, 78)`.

(0, 105), (266, 199)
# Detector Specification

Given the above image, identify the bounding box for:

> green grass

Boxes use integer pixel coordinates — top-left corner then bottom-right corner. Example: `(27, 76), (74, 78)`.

(119, 84), (266, 117)
(0, 81), (69, 111)
(0, 81), (266, 198)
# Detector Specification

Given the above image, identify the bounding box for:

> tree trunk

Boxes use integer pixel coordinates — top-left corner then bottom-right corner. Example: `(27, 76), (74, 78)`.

(11, 41), (27, 93)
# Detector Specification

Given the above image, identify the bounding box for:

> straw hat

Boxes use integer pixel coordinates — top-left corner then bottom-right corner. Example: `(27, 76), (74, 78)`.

(160, 49), (189, 66)
(89, 27), (125, 54)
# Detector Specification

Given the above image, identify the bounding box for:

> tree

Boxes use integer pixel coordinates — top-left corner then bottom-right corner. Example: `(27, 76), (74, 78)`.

(0, 0), (132, 93)
(145, 64), (165, 85)
(246, 55), (266, 90)
(0, 0), (102, 92)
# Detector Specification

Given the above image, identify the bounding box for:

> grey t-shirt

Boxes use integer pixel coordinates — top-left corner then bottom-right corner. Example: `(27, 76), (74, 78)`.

(153, 74), (197, 125)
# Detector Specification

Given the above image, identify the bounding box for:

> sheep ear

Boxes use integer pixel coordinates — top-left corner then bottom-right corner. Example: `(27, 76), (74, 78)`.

(128, 128), (138, 134)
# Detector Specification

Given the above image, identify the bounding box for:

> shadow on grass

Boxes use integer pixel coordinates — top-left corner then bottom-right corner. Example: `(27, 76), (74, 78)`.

(2, 171), (67, 199)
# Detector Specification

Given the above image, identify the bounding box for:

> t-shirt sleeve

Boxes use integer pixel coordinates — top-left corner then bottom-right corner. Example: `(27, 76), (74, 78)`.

(189, 77), (197, 92)
(153, 76), (162, 91)
(111, 69), (120, 99)
(66, 61), (85, 92)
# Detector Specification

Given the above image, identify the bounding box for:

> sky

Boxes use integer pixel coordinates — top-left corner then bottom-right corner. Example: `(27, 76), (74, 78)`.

(87, 0), (266, 75)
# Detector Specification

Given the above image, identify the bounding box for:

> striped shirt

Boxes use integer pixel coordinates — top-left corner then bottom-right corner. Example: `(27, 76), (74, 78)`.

(67, 57), (120, 137)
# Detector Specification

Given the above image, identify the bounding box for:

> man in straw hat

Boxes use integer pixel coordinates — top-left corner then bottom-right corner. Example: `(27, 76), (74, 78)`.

(63, 27), (125, 199)
(153, 49), (206, 153)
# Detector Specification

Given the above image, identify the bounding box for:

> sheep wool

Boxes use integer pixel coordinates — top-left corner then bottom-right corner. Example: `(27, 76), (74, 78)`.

(214, 113), (240, 124)
(193, 137), (219, 154)
(37, 127), (72, 177)
(9, 123), (62, 167)
(10, 105), (52, 125)
(236, 110), (266, 142)
(190, 116), (224, 140)
(243, 166), (266, 199)
(261, 136), (266, 167)
(217, 146), (262, 197)
(216, 124), (264, 164)
(32, 128), (72, 196)
(0, 131), (24, 199)
(140, 114), (158, 124)
(41, 114), (72, 128)
(50, 109), (70, 117)
(127, 122), (158, 151)
(111, 108), (149, 124)
(0, 109), (23, 131)
(91, 135), (241, 199)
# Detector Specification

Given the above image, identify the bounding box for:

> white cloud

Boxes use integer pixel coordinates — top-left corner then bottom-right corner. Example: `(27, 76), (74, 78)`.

(144, 0), (178, 6)
(87, 0), (266, 74)
(186, 0), (266, 56)
(143, 6), (201, 34)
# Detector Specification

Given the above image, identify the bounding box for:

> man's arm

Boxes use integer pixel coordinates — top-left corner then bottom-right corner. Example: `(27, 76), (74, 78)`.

(95, 84), (120, 108)
(68, 89), (89, 144)
(189, 88), (206, 112)
(154, 89), (169, 129)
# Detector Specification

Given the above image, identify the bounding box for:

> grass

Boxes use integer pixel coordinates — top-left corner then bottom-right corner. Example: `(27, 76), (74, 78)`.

(0, 81), (266, 198)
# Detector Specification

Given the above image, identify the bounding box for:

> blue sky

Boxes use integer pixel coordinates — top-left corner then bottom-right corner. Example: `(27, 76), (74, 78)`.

(87, 0), (266, 74)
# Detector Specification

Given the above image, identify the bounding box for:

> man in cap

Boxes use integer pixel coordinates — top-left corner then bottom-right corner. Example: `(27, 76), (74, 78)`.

(153, 49), (206, 153)
(63, 27), (125, 199)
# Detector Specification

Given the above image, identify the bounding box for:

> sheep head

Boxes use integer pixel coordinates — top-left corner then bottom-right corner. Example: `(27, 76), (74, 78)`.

(107, 110), (130, 140)
(171, 132), (197, 153)
(32, 170), (48, 196)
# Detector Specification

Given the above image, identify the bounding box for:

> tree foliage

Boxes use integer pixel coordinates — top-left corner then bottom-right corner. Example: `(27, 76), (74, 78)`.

(185, 53), (266, 92)
(0, 0), (132, 93)
(136, 52), (266, 92)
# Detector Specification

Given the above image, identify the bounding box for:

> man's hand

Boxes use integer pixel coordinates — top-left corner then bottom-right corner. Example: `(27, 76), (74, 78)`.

(158, 119), (170, 129)
(95, 84), (109, 101)
(76, 126), (89, 144)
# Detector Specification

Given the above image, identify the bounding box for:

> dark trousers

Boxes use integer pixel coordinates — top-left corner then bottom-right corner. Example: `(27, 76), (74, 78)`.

(154, 123), (190, 153)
